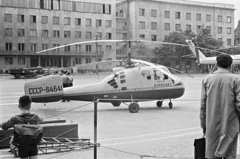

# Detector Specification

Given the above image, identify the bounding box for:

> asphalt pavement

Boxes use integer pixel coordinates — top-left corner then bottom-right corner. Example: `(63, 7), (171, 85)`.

(0, 73), (239, 159)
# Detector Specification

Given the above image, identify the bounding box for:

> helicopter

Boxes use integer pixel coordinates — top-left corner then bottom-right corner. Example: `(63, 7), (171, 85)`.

(24, 40), (185, 113)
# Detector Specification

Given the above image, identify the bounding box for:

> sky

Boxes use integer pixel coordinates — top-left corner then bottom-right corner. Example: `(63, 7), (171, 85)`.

(191, 0), (240, 28)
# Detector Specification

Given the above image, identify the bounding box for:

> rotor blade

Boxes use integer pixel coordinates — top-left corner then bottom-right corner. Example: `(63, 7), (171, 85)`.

(75, 60), (121, 67)
(165, 66), (194, 78)
(211, 45), (240, 51)
(36, 40), (125, 54)
(139, 40), (226, 54)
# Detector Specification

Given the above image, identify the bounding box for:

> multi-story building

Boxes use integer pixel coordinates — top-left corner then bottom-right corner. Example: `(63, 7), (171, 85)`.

(235, 20), (240, 45)
(0, 0), (116, 71)
(116, 0), (235, 72)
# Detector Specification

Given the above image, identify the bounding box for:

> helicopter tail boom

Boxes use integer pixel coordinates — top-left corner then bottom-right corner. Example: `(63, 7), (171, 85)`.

(186, 40), (207, 64)
(24, 75), (63, 103)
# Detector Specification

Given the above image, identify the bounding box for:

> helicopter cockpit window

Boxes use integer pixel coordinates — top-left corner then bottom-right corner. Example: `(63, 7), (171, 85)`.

(153, 70), (163, 80)
(141, 70), (151, 80)
(163, 74), (169, 80)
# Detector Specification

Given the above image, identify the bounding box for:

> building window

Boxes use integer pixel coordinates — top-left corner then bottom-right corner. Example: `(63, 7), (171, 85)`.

(175, 24), (181, 31)
(227, 16), (231, 23)
(139, 21), (145, 29)
(4, 14), (12, 22)
(86, 58), (91, 63)
(164, 23), (170, 31)
(30, 43), (37, 51)
(6, 43), (12, 51)
(53, 30), (60, 38)
(64, 31), (71, 38)
(53, 44), (60, 52)
(18, 43), (25, 51)
(86, 45), (92, 52)
(227, 27), (231, 34)
(64, 17), (70, 25)
(106, 33), (112, 39)
(18, 29), (25, 37)
(64, 45), (70, 52)
(196, 25), (202, 33)
(151, 35), (157, 41)
(30, 15), (36, 23)
(75, 31), (81, 39)
(96, 19), (102, 27)
(164, 11), (170, 18)
(227, 39), (231, 45)
(42, 16), (48, 24)
(17, 14), (24, 22)
(96, 32), (102, 39)
(75, 45), (81, 52)
(139, 8), (145, 16)
(18, 57), (25, 65)
(186, 24), (191, 31)
(86, 19), (92, 26)
(42, 30), (49, 37)
(30, 29), (37, 37)
(42, 44), (48, 50)
(206, 26), (211, 32)
(75, 58), (82, 64)
(151, 9), (157, 17)
(139, 34), (145, 39)
(218, 15), (222, 22)
(86, 32), (92, 39)
(175, 12), (181, 19)
(53, 16), (59, 25)
(186, 13), (191, 20)
(103, 4), (111, 14)
(5, 28), (12, 36)
(106, 45), (112, 52)
(151, 22), (157, 30)
(206, 14), (211, 21)
(97, 45), (102, 52)
(106, 20), (112, 27)
(186, 61), (191, 69)
(5, 57), (13, 65)
(218, 27), (222, 34)
(175, 61), (180, 69)
(196, 14), (201, 21)
(75, 18), (81, 25)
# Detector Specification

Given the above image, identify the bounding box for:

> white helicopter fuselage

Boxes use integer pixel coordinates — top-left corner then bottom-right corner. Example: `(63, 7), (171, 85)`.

(63, 66), (184, 102)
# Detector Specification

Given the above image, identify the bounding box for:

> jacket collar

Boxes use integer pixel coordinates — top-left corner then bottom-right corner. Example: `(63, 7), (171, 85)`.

(213, 67), (231, 74)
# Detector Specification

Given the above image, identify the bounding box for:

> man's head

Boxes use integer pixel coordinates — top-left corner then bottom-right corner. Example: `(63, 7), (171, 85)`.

(216, 54), (233, 69)
(18, 95), (32, 110)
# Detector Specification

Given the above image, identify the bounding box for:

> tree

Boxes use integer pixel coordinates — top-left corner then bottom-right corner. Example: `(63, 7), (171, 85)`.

(153, 27), (223, 64)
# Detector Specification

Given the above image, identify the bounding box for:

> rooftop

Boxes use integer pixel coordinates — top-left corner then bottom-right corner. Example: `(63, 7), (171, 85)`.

(117, 0), (235, 10)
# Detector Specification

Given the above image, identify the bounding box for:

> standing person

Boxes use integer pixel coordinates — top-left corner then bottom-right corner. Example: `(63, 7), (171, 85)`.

(67, 72), (73, 87)
(200, 54), (240, 159)
(0, 95), (43, 159)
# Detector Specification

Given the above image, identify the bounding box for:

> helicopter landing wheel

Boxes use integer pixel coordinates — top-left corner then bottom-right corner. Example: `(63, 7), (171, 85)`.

(128, 102), (140, 113)
(169, 101), (173, 109)
(156, 101), (163, 107)
(111, 101), (121, 107)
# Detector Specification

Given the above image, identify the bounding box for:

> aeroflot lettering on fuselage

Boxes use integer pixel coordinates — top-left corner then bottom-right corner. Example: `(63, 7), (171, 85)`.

(29, 86), (63, 94)
(154, 83), (172, 87)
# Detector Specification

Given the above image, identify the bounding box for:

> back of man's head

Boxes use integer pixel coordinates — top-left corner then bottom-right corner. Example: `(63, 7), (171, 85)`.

(216, 54), (233, 69)
(19, 95), (32, 110)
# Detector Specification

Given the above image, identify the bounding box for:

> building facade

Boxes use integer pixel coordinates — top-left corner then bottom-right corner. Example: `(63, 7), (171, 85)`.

(0, 0), (116, 71)
(116, 0), (235, 72)
(235, 20), (240, 45)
